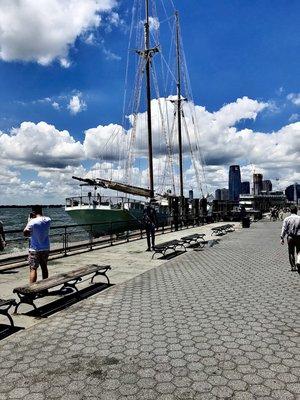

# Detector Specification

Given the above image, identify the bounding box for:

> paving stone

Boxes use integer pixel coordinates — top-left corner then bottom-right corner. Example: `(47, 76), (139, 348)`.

(0, 221), (299, 399)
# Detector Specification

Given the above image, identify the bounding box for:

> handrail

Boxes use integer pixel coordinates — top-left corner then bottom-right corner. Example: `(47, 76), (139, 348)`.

(0, 215), (210, 268)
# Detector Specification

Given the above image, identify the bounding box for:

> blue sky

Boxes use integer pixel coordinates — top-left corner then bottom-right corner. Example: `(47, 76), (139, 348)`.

(0, 0), (299, 204)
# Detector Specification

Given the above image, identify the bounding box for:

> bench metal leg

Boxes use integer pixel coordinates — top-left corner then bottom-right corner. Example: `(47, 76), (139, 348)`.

(91, 270), (110, 285)
(60, 278), (82, 294)
(14, 293), (38, 314)
(0, 302), (16, 327)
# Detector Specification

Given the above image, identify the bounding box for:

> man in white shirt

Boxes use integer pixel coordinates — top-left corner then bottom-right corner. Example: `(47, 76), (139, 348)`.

(23, 205), (51, 283)
(281, 205), (300, 273)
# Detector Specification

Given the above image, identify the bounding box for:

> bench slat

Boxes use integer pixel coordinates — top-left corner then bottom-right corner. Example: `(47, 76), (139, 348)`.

(14, 264), (110, 295)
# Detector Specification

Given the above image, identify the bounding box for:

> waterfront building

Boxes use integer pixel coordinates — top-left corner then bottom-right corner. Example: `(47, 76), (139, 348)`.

(215, 189), (221, 201)
(229, 165), (241, 201)
(240, 191), (286, 212)
(220, 188), (229, 201)
(253, 173), (263, 195)
(285, 183), (300, 203)
(262, 180), (272, 193)
(241, 181), (250, 194)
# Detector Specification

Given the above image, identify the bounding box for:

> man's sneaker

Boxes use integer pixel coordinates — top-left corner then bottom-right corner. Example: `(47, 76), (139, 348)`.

(146, 248), (151, 252)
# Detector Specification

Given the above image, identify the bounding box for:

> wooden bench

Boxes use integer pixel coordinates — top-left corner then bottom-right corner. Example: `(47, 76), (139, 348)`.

(152, 240), (186, 259)
(13, 264), (111, 313)
(181, 233), (206, 248)
(0, 299), (16, 327)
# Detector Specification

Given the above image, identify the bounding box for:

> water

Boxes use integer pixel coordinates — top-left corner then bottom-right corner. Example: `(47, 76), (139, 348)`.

(0, 206), (72, 231)
(0, 207), (82, 255)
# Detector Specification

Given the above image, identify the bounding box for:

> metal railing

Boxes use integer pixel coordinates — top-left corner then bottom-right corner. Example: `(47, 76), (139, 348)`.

(0, 215), (210, 268)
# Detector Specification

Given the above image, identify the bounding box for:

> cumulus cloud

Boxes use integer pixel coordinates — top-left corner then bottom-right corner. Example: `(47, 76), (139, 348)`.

(1, 95), (300, 203)
(68, 93), (87, 115)
(84, 124), (128, 160)
(0, 121), (84, 168)
(0, 0), (117, 66)
(287, 93), (300, 106)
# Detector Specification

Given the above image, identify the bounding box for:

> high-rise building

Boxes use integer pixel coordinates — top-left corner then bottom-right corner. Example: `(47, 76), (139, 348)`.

(262, 180), (272, 193)
(285, 183), (300, 202)
(220, 188), (229, 201)
(215, 189), (221, 200)
(253, 173), (263, 195)
(241, 181), (250, 194)
(229, 165), (241, 201)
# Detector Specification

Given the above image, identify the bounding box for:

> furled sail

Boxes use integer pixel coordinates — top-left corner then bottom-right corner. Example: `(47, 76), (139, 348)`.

(72, 176), (152, 198)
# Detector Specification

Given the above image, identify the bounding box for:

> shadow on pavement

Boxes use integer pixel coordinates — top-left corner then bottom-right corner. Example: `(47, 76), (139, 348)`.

(0, 324), (24, 340)
(19, 282), (113, 319)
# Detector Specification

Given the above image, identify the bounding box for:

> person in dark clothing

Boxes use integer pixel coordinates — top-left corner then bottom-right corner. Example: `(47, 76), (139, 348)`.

(281, 205), (300, 273)
(143, 203), (157, 251)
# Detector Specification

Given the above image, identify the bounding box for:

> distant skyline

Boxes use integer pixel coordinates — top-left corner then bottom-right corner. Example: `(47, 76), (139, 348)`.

(0, 0), (299, 204)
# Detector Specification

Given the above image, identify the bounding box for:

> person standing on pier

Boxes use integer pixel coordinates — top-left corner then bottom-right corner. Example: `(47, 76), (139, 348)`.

(280, 205), (300, 273)
(143, 202), (157, 251)
(23, 205), (51, 283)
(0, 220), (6, 251)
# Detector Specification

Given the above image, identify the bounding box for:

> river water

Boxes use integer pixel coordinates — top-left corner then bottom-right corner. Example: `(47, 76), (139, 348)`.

(0, 207), (80, 255)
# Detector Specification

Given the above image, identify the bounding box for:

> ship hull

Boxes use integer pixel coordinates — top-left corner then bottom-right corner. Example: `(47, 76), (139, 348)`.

(66, 205), (170, 237)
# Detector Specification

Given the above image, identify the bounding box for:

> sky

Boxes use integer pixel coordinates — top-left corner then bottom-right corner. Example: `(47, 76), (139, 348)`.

(0, 0), (299, 204)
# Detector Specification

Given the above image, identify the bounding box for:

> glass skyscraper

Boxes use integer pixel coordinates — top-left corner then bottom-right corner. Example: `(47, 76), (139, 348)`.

(229, 165), (241, 201)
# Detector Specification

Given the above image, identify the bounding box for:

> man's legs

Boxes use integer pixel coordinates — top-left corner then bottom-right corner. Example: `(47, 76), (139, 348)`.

(28, 252), (38, 283)
(146, 228), (151, 251)
(287, 237), (296, 271)
(39, 251), (49, 280)
(295, 237), (300, 274)
(150, 225), (156, 249)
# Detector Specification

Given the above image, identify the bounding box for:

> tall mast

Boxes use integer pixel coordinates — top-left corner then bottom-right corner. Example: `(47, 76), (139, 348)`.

(175, 11), (184, 198)
(144, 0), (154, 199)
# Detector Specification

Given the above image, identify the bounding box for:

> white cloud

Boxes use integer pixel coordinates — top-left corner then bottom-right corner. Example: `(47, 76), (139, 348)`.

(1, 95), (300, 203)
(149, 17), (160, 31)
(68, 93), (87, 115)
(0, 0), (117, 66)
(289, 113), (299, 122)
(52, 102), (60, 110)
(0, 121), (84, 168)
(84, 124), (128, 161)
(287, 93), (300, 106)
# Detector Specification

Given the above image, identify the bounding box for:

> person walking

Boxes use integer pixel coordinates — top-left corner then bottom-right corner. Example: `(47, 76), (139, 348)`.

(0, 220), (6, 251)
(281, 205), (300, 273)
(143, 202), (157, 251)
(23, 205), (51, 283)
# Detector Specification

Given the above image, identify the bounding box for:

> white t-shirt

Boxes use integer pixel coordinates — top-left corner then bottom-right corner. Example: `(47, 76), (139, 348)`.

(25, 216), (51, 251)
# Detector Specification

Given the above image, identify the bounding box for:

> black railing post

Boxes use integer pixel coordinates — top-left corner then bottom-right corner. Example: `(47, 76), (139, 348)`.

(110, 222), (113, 246)
(63, 226), (67, 256)
(89, 224), (93, 250)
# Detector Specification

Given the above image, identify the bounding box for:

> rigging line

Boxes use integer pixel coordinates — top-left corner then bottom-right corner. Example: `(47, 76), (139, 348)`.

(151, 62), (176, 194)
(164, 18), (176, 95)
(181, 109), (204, 197)
(122, 0), (138, 130)
(160, 0), (175, 33)
(185, 98), (208, 192)
(124, 57), (146, 184)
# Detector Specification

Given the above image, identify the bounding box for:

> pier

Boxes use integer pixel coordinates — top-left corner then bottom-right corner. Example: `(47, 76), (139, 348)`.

(0, 220), (299, 399)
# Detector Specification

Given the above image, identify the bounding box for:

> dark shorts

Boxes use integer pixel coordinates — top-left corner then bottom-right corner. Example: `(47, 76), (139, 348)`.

(28, 251), (49, 270)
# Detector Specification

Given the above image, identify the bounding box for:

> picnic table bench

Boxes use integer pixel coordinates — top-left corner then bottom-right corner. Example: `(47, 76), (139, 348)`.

(152, 240), (186, 259)
(211, 224), (235, 236)
(180, 233), (206, 248)
(0, 298), (16, 327)
(13, 264), (111, 313)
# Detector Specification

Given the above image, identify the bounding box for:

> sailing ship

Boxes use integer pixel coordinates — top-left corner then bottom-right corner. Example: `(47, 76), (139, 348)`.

(65, 0), (207, 236)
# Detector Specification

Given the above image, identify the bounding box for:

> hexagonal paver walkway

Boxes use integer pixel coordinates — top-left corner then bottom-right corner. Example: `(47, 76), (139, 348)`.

(0, 221), (299, 400)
